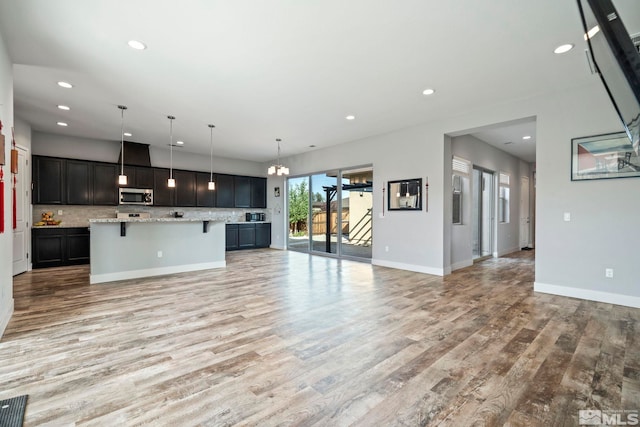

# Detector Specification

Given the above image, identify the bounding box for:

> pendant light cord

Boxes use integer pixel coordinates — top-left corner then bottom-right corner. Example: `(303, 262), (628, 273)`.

(118, 105), (127, 176)
(168, 115), (175, 179)
(209, 124), (215, 181)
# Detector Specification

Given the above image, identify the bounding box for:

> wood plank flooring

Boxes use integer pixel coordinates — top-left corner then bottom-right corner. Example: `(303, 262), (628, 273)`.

(1, 249), (639, 426)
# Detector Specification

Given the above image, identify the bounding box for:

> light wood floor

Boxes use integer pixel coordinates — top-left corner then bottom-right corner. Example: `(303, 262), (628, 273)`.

(2, 250), (639, 426)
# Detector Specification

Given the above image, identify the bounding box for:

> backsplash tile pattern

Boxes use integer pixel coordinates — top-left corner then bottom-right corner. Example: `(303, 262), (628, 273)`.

(33, 205), (270, 228)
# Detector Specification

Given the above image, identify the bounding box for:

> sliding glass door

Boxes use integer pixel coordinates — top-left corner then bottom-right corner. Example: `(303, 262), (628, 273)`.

(287, 166), (373, 260)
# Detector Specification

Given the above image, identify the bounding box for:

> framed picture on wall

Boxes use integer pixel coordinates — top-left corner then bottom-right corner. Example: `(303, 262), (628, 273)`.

(571, 131), (640, 181)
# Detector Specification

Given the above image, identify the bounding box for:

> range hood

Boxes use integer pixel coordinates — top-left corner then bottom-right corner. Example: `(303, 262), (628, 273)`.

(118, 141), (151, 167)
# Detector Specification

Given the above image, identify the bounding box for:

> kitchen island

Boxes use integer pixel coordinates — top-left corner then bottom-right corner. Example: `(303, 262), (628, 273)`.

(89, 218), (225, 284)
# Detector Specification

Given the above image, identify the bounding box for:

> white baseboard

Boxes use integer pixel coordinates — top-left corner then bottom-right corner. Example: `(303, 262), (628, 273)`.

(90, 261), (226, 285)
(0, 298), (14, 338)
(270, 244), (286, 250)
(372, 259), (444, 276)
(450, 259), (473, 272)
(534, 282), (640, 308)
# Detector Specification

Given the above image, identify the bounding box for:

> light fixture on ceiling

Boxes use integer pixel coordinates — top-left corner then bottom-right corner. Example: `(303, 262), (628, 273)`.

(57, 121), (68, 127)
(422, 88), (435, 95)
(267, 138), (289, 176)
(345, 115), (356, 120)
(117, 105), (128, 186)
(176, 140), (184, 146)
(554, 44), (574, 54)
(167, 115), (176, 188)
(57, 105), (70, 111)
(522, 135), (532, 140)
(128, 40), (147, 50)
(123, 132), (132, 137)
(208, 124), (216, 190)
(57, 81), (73, 88)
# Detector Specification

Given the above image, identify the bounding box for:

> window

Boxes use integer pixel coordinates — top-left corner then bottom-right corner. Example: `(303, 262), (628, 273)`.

(499, 172), (510, 223)
(452, 156), (470, 224)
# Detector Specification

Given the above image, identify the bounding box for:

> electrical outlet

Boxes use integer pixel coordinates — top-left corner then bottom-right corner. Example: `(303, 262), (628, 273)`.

(563, 212), (571, 222)
(157, 251), (163, 258)
(58, 209), (63, 215)
(385, 246), (389, 252)
(605, 268), (613, 278)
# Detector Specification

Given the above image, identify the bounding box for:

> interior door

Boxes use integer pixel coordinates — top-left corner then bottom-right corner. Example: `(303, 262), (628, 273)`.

(519, 176), (530, 249)
(13, 146), (30, 275)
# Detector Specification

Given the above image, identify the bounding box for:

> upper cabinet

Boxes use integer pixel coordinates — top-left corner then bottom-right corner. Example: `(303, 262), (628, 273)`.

(251, 177), (267, 208)
(196, 172), (216, 207)
(92, 163), (118, 205)
(32, 155), (267, 209)
(120, 165), (154, 188)
(216, 174), (235, 208)
(33, 156), (65, 204)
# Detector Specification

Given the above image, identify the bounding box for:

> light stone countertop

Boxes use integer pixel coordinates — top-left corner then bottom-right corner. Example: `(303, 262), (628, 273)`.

(89, 218), (225, 223)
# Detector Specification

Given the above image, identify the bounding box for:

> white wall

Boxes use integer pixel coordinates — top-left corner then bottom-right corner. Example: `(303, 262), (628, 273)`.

(0, 30), (14, 336)
(32, 132), (265, 177)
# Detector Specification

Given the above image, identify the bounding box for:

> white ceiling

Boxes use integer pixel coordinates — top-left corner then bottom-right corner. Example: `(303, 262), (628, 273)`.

(0, 0), (638, 163)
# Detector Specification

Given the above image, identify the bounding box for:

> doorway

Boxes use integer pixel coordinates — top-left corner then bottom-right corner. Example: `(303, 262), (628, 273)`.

(287, 166), (373, 261)
(13, 145), (30, 275)
(472, 167), (494, 260)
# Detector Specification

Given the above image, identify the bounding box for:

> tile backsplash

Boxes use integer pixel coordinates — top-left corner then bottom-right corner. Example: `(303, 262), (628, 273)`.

(33, 205), (270, 228)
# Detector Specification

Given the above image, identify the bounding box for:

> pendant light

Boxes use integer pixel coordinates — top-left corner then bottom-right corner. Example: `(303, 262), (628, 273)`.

(117, 105), (128, 185)
(267, 138), (289, 176)
(405, 181), (410, 198)
(167, 115), (176, 188)
(208, 124), (215, 190)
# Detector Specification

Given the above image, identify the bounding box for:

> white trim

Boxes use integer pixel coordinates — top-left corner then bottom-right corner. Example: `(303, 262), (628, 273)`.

(534, 282), (640, 308)
(90, 261), (226, 284)
(450, 259), (473, 271)
(0, 298), (14, 338)
(270, 244), (286, 250)
(372, 259), (444, 276)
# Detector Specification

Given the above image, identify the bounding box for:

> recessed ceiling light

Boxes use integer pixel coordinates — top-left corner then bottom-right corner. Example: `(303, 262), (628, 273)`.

(57, 105), (70, 111)
(553, 44), (574, 54)
(57, 81), (73, 88)
(123, 132), (132, 137)
(176, 140), (184, 145)
(345, 115), (355, 120)
(522, 135), (532, 140)
(57, 121), (68, 127)
(128, 40), (147, 50)
(422, 88), (435, 95)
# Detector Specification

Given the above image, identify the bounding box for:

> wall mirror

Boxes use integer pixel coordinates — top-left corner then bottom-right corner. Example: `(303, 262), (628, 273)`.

(388, 178), (422, 211)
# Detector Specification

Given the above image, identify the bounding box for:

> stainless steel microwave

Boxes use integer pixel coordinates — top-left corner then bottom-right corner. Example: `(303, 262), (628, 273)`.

(119, 188), (153, 205)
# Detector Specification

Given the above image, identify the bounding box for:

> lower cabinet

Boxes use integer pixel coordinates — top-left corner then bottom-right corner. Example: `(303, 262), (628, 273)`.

(226, 223), (271, 251)
(32, 227), (90, 268)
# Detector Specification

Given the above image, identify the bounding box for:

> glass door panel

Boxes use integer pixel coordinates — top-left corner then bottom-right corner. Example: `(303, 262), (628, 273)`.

(340, 167), (373, 259)
(287, 176), (310, 252)
(311, 173), (338, 254)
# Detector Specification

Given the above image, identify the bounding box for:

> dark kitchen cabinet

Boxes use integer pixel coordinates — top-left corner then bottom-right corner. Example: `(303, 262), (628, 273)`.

(66, 160), (93, 205)
(225, 223), (271, 251)
(196, 172), (216, 207)
(255, 223), (272, 248)
(216, 174), (235, 208)
(225, 224), (239, 250)
(32, 227), (90, 268)
(33, 156), (65, 204)
(66, 228), (91, 264)
(93, 163), (118, 205)
(174, 170), (196, 207)
(251, 177), (267, 208)
(121, 165), (154, 189)
(153, 168), (175, 206)
(234, 176), (251, 208)
(238, 224), (256, 249)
